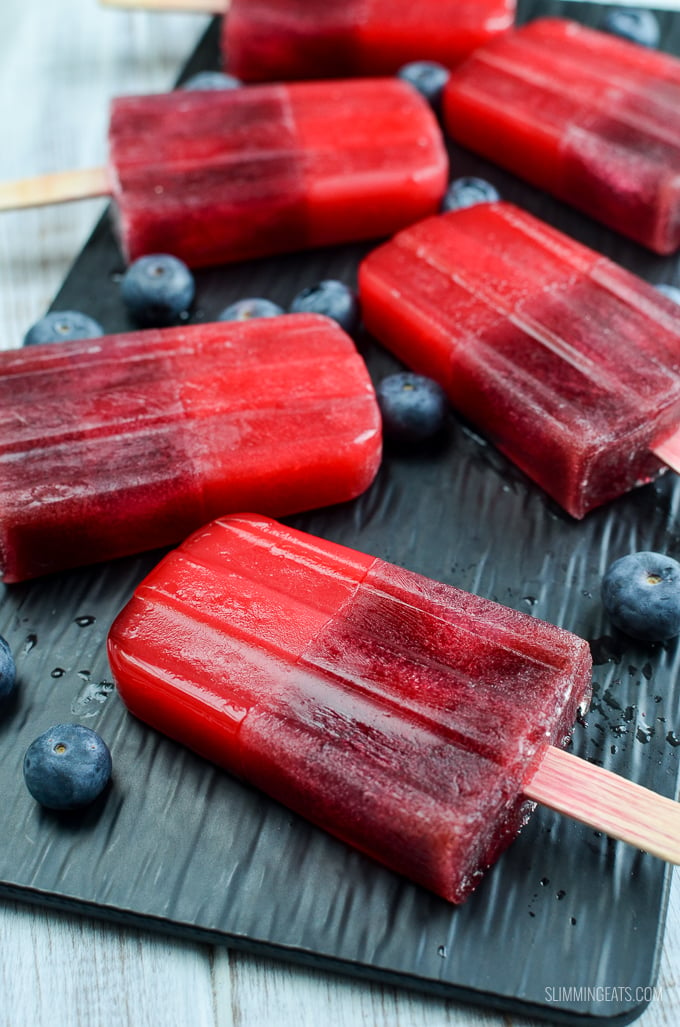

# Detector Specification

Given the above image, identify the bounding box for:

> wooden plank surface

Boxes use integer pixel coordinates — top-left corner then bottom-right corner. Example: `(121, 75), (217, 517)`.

(0, 2), (678, 1025)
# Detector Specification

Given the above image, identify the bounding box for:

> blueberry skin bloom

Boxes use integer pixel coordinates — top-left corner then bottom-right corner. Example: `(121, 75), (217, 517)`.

(23, 724), (112, 810)
(181, 71), (242, 90)
(602, 8), (660, 49)
(397, 61), (450, 106)
(289, 280), (359, 334)
(0, 635), (16, 701)
(442, 177), (500, 213)
(121, 254), (195, 327)
(657, 283), (680, 306)
(23, 310), (104, 346)
(601, 552), (680, 641)
(218, 297), (284, 321)
(376, 372), (448, 445)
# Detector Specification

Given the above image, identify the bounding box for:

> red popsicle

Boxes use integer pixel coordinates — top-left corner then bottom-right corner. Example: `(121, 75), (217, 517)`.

(441, 18), (680, 254)
(223, 0), (517, 81)
(0, 315), (381, 582)
(108, 513), (593, 903)
(358, 201), (680, 518)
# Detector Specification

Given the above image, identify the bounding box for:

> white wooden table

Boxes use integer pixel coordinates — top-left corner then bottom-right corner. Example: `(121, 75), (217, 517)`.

(0, 2), (678, 1024)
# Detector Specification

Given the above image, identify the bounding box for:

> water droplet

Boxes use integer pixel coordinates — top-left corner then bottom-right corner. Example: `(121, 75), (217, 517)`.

(437, 945), (447, 958)
(654, 695), (663, 704)
(77, 670), (91, 680)
(528, 911), (535, 918)
(51, 667), (65, 678)
(570, 917), (577, 926)
(636, 725), (655, 744)
(556, 890), (566, 900)
(666, 731), (680, 748)
(70, 679), (115, 717)
(22, 633), (37, 654)
(75, 615), (95, 628)
(641, 663), (653, 681)
(522, 595), (537, 607)
(540, 877), (549, 887)
(623, 705), (636, 723)
(603, 688), (622, 711)
(610, 744), (618, 755)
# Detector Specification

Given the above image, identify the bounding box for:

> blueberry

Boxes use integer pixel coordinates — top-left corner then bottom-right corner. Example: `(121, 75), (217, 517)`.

(23, 724), (112, 810)
(0, 636), (16, 701)
(181, 71), (242, 90)
(397, 61), (450, 106)
(121, 254), (195, 327)
(602, 8), (660, 48)
(218, 297), (284, 321)
(656, 283), (680, 306)
(442, 177), (500, 213)
(601, 552), (680, 641)
(376, 372), (448, 445)
(22, 311), (104, 346)
(289, 280), (359, 334)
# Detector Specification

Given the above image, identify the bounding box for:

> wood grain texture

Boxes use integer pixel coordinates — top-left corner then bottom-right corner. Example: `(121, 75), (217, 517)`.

(0, 2), (678, 1027)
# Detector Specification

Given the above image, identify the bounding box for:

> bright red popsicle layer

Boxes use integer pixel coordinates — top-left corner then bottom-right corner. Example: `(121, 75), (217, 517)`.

(359, 202), (680, 518)
(108, 78), (448, 268)
(107, 513), (592, 904)
(0, 315), (381, 583)
(442, 18), (680, 254)
(223, 0), (516, 82)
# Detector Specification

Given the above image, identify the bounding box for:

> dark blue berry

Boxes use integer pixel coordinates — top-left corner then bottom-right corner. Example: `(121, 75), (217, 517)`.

(442, 177), (500, 213)
(602, 8), (660, 48)
(657, 283), (680, 306)
(289, 280), (359, 334)
(601, 552), (680, 641)
(397, 61), (450, 106)
(376, 372), (448, 445)
(23, 311), (104, 346)
(0, 636), (16, 701)
(121, 254), (195, 327)
(218, 297), (284, 321)
(181, 71), (242, 90)
(23, 724), (112, 810)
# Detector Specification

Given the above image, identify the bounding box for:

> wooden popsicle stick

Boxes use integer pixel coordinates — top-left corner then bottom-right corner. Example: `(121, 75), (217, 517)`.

(0, 168), (110, 212)
(525, 745), (680, 864)
(652, 428), (680, 475)
(100, 0), (228, 12)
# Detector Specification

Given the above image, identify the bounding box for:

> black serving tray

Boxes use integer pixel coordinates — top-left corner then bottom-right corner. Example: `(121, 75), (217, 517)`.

(1, 3), (679, 1023)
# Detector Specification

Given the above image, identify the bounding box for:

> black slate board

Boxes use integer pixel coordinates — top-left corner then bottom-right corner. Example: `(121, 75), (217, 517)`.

(1, 3), (680, 1023)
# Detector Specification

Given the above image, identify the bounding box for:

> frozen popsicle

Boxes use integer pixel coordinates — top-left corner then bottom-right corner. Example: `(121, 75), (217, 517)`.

(100, 0), (516, 81)
(0, 314), (381, 583)
(441, 17), (680, 254)
(358, 201), (680, 519)
(107, 513), (680, 903)
(0, 78), (448, 269)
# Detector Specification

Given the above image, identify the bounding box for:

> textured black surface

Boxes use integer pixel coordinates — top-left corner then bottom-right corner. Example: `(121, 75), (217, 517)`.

(2, 3), (680, 1023)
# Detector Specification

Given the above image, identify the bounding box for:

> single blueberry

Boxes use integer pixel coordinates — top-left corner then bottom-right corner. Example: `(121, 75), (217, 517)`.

(376, 372), (448, 445)
(602, 8), (660, 48)
(656, 283), (680, 306)
(218, 297), (285, 321)
(442, 177), (500, 213)
(181, 71), (242, 90)
(23, 724), (112, 810)
(289, 280), (360, 334)
(22, 311), (104, 347)
(397, 61), (451, 106)
(0, 636), (16, 701)
(121, 254), (195, 327)
(601, 552), (680, 642)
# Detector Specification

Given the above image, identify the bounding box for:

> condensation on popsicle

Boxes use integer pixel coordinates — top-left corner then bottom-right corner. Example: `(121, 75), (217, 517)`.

(0, 315), (381, 583)
(441, 18), (680, 255)
(358, 201), (680, 518)
(223, 0), (517, 82)
(107, 513), (593, 904)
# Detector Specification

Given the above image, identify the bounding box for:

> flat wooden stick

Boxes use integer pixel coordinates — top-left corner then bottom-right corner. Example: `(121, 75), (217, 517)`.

(0, 168), (110, 212)
(653, 429), (680, 476)
(100, 0), (228, 12)
(525, 745), (680, 864)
